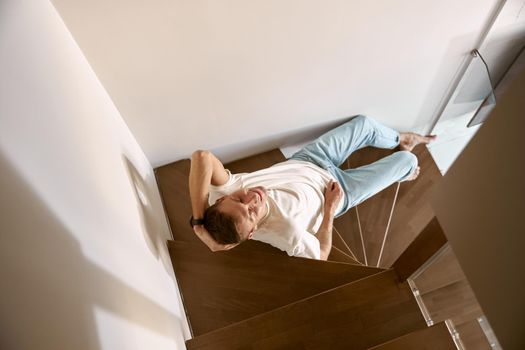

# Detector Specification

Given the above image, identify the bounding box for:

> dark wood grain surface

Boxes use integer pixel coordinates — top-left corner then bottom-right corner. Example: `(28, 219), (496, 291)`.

(334, 207), (366, 264)
(169, 240), (383, 336)
(392, 217), (447, 281)
(412, 246), (492, 349)
(328, 244), (362, 264)
(346, 147), (400, 267)
(186, 270), (426, 350)
(368, 322), (456, 350)
(379, 145), (442, 267)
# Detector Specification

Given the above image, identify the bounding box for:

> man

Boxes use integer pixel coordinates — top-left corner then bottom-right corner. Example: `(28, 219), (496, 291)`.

(189, 115), (435, 260)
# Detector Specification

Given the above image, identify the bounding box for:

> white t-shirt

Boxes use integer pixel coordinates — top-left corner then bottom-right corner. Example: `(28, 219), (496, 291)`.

(208, 160), (344, 259)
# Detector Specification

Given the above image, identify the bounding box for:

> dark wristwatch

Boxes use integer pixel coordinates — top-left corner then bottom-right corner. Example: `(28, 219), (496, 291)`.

(189, 216), (205, 228)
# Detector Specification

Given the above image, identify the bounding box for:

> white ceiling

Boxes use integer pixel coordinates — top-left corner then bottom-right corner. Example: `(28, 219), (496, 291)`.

(51, 0), (501, 166)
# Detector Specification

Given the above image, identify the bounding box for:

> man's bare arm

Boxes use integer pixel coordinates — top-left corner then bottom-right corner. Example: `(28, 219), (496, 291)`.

(189, 150), (235, 252)
(317, 180), (343, 260)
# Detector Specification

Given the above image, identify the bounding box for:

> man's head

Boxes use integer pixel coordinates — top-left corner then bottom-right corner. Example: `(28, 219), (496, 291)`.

(203, 186), (268, 245)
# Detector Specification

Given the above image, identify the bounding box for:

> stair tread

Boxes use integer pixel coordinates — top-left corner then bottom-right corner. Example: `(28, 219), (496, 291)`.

(335, 146), (441, 268)
(169, 240), (384, 336)
(421, 278), (484, 326)
(359, 182), (399, 267)
(412, 246), (466, 295)
(186, 269), (426, 350)
(331, 223), (358, 259)
(378, 145), (442, 267)
(329, 244), (362, 265)
(346, 147), (400, 267)
(155, 158), (194, 243)
(455, 319), (492, 350)
(334, 207), (366, 264)
(367, 322), (456, 350)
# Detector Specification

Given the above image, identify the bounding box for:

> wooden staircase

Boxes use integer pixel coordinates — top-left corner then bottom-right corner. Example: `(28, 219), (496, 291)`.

(185, 270), (425, 350)
(155, 145), (464, 349)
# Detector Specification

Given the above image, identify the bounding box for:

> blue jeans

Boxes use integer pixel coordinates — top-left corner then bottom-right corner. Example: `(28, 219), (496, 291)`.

(290, 115), (417, 217)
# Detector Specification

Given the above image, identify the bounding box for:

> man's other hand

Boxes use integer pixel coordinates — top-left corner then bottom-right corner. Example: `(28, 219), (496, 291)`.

(324, 180), (343, 215)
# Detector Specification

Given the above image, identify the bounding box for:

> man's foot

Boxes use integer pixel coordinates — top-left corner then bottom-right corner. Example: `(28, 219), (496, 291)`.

(399, 132), (437, 151)
(406, 166), (420, 181)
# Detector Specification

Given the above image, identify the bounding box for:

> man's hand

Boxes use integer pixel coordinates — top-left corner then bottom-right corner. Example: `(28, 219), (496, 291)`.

(316, 180), (343, 260)
(324, 180), (343, 215)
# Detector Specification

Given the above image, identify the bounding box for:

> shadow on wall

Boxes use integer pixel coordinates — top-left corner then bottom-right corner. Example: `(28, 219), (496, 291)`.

(0, 151), (186, 350)
(122, 155), (174, 279)
(211, 116), (353, 163)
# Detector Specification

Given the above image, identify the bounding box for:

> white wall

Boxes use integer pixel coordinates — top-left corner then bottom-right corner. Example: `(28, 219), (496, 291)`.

(50, 0), (502, 166)
(0, 1), (189, 349)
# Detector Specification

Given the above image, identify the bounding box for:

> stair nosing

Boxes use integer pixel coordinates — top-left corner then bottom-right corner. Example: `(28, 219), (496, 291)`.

(168, 239), (384, 268)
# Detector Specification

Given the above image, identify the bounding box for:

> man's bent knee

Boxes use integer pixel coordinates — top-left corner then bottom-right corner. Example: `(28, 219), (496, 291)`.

(395, 151), (418, 182)
(351, 114), (369, 126)
(397, 150), (418, 168)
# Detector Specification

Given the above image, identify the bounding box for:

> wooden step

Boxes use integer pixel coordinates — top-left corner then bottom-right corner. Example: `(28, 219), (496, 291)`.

(411, 245), (466, 295)
(169, 240), (384, 336)
(358, 182), (399, 267)
(455, 319), (492, 350)
(335, 144), (442, 269)
(334, 207), (366, 264)
(155, 158), (194, 242)
(406, 241), (492, 349)
(186, 269), (426, 350)
(367, 322), (456, 350)
(332, 222), (359, 259)
(392, 217), (448, 281)
(421, 278), (484, 327)
(334, 148), (397, 266)
(334, 145), (442, 269)
(327, 246), (364, 266)
(346, 147), (400, 267)
(379, 145), (442, 267)
(329, 245), (362, 264)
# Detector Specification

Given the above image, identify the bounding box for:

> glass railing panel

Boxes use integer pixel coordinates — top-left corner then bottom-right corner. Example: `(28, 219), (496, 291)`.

(407, 244), (501, 349)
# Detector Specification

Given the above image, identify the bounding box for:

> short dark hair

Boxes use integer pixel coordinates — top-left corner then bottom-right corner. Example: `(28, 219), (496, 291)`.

(203, 202), (241, 244)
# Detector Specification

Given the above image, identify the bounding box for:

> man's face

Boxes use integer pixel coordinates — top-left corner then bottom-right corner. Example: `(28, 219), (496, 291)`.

(216, 186), (268, 241)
